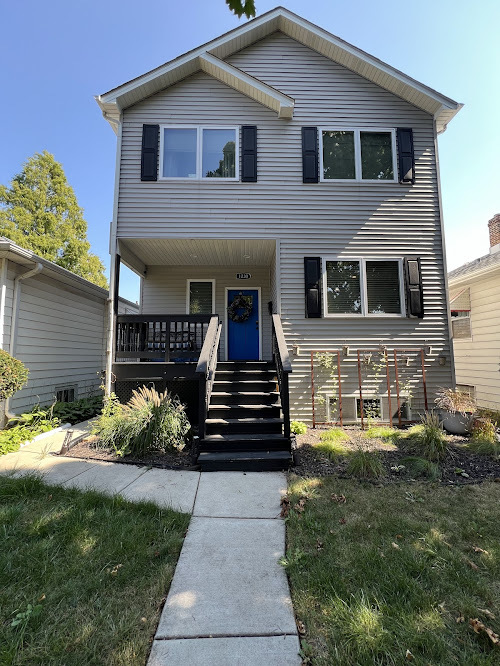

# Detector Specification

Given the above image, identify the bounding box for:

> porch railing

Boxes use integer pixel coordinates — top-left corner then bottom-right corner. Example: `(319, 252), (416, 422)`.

(115, 315), (212, 362)
(196, 316), (222, 440)
(271, 314), (292, 440)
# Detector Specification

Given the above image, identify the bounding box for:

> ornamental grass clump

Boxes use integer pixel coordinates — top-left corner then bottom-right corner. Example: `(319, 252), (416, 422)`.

(404, 411), (447, 462)
(346, 447), (385, 479)
(435, 387), (477, 414)
(468, 417), (499, 458)
(315, 428), (350, 460)
(92, 386), (190, 457)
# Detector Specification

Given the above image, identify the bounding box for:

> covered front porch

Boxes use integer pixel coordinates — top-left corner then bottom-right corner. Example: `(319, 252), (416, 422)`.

(110, 238), (292, 468)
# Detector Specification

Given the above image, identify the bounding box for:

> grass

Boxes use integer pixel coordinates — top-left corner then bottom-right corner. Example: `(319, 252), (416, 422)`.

(346, 448), (385, 479)
(364, 426), (399, 442)
(285, 475), (500, 665)
(467, 438), (500, 458)
(315, 429), (350, 460)
(403, 412), (448, 462)
(0, 475), (190, 665)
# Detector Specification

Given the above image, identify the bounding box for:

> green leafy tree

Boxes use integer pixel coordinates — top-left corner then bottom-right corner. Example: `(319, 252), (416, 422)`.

(226, 0), (256, 18)
(0, 151), (108, 288)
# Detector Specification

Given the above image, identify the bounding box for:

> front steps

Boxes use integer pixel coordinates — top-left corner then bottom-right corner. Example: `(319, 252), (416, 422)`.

(198, 361), (293, 471)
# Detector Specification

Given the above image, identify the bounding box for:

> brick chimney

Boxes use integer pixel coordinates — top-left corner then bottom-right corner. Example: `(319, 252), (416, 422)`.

(488, 214), (500, 254)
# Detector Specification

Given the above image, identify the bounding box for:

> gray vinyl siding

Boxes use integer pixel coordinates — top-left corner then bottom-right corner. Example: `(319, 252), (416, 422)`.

(142, 265), (273, 360)
(452, 272), (500, 410)
(117, 32), (452, 422)
(6, 267), (108, 413)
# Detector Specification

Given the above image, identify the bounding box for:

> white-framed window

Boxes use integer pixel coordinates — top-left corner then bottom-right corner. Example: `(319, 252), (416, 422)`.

(451, 310), (472, 340)
(320, 128), (397, 182)
(322, 257), (405, 317)
(186, 279), (215, 315)
(160, 126), (239, 180)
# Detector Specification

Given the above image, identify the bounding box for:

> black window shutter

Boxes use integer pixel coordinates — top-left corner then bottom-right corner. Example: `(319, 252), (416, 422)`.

(304, 257), (322, 318)
(141, 124), (159, 181)
(241, 126), (257, 182)
(404, 257), (424, 318)
(302, 127), (319, 183)
(397, 128), (415, 184)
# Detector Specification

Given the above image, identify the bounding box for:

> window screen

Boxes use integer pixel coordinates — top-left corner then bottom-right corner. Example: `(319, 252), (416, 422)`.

(366, 261), (401, 314)
(189, 281), (213, 314)
(451, 312), (471, 339)
(360, 132), (394, 180)
(322, 131), (355, 179)
(325, 260), (361, 314)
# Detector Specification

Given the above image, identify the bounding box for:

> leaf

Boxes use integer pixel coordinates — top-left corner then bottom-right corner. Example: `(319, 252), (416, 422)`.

(391, 542), (401, 550)
(466, 559), (479, 571)
(294, 498), (307, 513)
(331, 493), (346, 503)
(405, 649), (414, 660)
(456, 614), (465, 623)
(339, 518), (346, 525)
(316, 539), (323, 551)
(280, 496), (290, 518)
(472, 546), (489, 555)
(296, 619), (306, 636)
(478, 608), (496, 620)
(469, 618), (500, 645)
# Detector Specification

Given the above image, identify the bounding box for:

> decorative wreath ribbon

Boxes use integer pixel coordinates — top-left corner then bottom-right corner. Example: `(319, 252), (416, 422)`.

(227, 293), (253, 323)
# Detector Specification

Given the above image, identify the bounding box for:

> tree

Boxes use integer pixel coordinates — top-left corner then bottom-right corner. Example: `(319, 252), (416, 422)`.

(0, 151), (108, 289)
(226, 0), (256, 19)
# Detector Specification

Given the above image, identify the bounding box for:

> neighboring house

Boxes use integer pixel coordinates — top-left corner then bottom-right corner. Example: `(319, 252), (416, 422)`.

(448, 215), (500, 410)
(96, 7), (461, 470)
(0, 237), (138, 419)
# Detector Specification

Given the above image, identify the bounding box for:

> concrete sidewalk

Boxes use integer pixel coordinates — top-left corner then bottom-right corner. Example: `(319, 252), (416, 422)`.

(0, 440), (301, 664)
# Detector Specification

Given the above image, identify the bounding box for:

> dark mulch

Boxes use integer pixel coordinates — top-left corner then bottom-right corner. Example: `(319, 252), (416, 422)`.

(293, 426), (500, 485)
(64, 435), (198, 470)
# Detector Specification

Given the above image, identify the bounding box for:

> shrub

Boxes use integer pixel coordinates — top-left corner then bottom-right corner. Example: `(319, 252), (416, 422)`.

(401, 456), (440, 480)
(346, 448), (385, 479)
(315, 440), (349, 461)
(52, 395), (103, 424)
(364, 426), (399, 442)
(291, 420), (307, 435)
(0, 409), (60, 456)
(435, 387), (476, 414)
(319, 428), (350, 442)
(477, 408), (500, 428)
(468, 417), (499, 458)
(0, 350), (28, 400)
(92, 386), (190, 457)
(404, 411), (447, 461)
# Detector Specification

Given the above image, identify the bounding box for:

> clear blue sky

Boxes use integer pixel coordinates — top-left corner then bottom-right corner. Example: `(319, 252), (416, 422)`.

(2, 0), (499, 302)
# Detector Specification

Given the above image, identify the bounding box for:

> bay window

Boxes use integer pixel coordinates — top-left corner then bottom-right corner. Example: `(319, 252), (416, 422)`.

(323, 258), (404, 316)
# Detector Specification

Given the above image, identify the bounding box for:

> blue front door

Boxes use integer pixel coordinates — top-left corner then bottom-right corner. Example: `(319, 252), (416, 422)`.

(227, 289), (259, 360)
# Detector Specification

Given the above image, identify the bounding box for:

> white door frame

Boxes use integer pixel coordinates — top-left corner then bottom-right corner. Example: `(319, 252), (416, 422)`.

(224, 286), (262, 361)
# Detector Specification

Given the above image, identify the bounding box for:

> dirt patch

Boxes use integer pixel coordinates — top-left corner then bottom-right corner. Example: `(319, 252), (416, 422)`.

(64, 436), (198, 470)
(293, 426), (500, 484)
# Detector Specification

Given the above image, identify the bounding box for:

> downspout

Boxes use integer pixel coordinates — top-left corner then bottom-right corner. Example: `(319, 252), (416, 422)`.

(0, 258), (7, 350)
(5, 262), (43, 418)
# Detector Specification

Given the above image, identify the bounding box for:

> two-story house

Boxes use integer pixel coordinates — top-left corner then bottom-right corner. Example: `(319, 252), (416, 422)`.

(96, 7), (461, 470)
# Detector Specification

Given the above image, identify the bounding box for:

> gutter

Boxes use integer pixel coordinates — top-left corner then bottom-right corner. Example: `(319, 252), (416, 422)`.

(5, 262), (43, 419)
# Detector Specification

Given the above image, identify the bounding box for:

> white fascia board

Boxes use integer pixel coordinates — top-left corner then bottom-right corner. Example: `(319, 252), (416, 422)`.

(199, 53), (294, 118)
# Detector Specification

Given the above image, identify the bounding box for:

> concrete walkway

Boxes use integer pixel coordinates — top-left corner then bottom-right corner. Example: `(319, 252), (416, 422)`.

(0, 436), (301, 665)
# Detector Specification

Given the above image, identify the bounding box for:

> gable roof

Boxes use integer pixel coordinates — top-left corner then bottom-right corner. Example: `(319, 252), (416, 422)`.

(448, 251), (500, 284)
(96, 6), (461, 134)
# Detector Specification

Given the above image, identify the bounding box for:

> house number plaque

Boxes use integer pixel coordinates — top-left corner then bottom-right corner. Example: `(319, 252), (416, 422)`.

(236, 273), (251, 279)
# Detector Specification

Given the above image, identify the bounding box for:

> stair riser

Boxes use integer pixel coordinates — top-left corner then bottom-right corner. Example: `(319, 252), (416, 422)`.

(200, 440), (289, 452)
(208, 407), (281, 420)
(210, 393), (280, 405)
(216, 362), (274, 371)
(214, 381), (277, 392)
(200, 459), (291, 472)
(215, 372), (277, 382)
(206, 422), (283, 435)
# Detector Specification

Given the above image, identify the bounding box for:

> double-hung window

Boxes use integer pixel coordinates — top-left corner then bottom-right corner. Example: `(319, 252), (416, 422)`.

(186, 280), (215, 315)
(320, 129), (397, 182)
(323, 258), (404, 316)
(160, 127), (238, 180)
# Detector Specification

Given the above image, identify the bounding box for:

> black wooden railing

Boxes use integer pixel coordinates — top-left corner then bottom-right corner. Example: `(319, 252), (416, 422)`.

(272, 314), (292, 440)
(115, 315), (212, 362)
(196, 316), (222, 440)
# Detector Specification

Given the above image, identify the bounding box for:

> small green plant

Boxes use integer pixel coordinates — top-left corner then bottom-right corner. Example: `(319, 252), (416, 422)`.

(92, 386), (190, 457)
(404, 411), (447, 461)
(0, 350), (29, 400)
(468, 418), (499, 458)
(315, 440), (349, 461)
(10, 602), (43, 651)
(52, 395), (103, 424)
(319, 428), (350, 442)
(364, 426), (399, 442)
(401, 456), (440, 480)
(0, 409), (60, 456)
(346, 448), (385, 479)
(291, 420), (307, 435)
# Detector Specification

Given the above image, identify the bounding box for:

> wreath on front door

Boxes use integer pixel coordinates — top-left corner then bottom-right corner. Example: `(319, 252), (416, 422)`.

(227, 293), (253, 323)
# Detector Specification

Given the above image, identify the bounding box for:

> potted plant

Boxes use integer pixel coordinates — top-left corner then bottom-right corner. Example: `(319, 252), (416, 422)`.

(434, 387), (477, 435)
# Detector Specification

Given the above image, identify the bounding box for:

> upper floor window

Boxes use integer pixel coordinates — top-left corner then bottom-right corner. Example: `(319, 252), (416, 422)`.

(323, 257), (404, 316)
(320, 128), (397, 182)
(160, 126), (238, 180)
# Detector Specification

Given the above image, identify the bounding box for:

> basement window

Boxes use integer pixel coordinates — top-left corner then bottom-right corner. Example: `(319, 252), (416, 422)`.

(56, 386), (76, 403)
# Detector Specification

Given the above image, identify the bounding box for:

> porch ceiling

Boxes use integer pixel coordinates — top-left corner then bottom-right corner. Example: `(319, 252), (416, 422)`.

(119, 238), (276, 268)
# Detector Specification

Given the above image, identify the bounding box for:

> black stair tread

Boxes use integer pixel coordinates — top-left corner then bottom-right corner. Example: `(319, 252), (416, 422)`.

(202, 433), (289, 442)
(198, 450), (292, 461)
(206, 417), (283, 424)
(211, 391), (279, 397)
(213, 379), (276, 384)
(209, 404), (281, 410)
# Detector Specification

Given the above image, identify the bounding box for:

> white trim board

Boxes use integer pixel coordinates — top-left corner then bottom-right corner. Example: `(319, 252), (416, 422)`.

(224, 286), (262, 361)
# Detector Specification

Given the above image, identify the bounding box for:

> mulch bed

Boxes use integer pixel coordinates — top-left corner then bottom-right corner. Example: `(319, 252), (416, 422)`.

(293, 426), (500, 485)
(64, 435), (198, 470)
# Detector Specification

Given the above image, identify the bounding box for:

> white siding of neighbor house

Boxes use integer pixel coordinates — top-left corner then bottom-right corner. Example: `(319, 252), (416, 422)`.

(452, 272), (500, 410)
(116, 32), (453, 422)
(142, 265), (273, 360)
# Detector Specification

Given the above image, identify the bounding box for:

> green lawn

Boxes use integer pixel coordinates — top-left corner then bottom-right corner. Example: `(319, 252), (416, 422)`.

(0, 475), (190, 665)
(285, 476), (500, 665)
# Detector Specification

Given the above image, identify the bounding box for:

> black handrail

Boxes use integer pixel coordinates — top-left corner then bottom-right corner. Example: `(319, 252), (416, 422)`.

(196, 316), (222, 440)
(271, 314), (292, 440)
